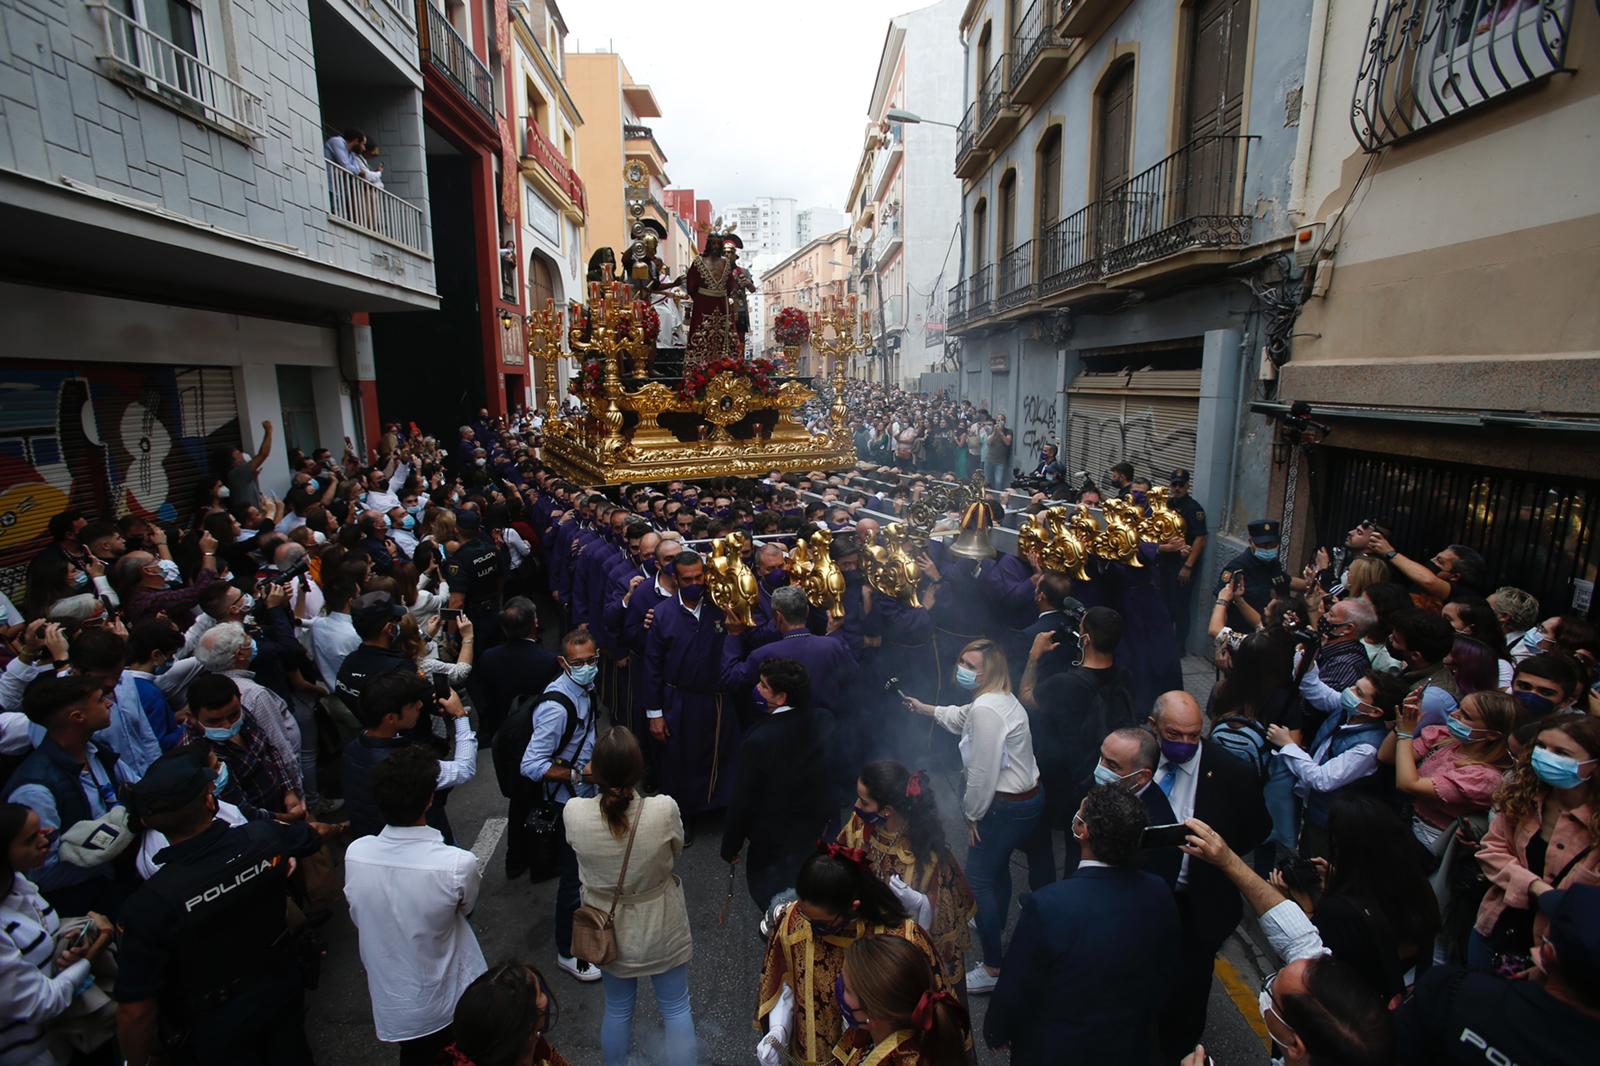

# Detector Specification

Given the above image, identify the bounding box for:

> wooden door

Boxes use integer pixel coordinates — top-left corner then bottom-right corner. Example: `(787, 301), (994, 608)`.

(1184, 0), (1250, 215)
(1096, 62), (1135, 250)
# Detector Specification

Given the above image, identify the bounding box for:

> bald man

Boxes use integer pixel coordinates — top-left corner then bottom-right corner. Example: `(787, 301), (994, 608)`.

(1149, 691), (1271, 1061)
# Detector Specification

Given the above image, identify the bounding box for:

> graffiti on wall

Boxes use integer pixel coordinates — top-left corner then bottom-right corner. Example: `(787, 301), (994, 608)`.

(0, 366), (240, 599)
(1066, 403), (1196, 485)
(1019, 392), (1059, 464)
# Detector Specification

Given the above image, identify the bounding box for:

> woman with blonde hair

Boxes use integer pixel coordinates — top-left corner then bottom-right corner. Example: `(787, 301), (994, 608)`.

(562, 727), (695, 1066)
(904, 638), (1043, 994)
(1378, 689), (1518, 849)
(1344, 555), (1391, 600)
(1472, 715), (1600, 972)
(836, 935), (970, 1065)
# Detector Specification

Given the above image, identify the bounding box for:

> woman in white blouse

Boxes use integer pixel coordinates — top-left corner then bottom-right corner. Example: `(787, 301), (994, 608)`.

(1, 803), (115, 1066)
(904, 638), (1044, 995)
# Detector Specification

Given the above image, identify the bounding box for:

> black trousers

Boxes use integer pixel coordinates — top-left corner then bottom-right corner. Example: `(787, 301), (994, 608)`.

(398, 1024), (454, 1066)
(187, 967), (312, 1066)
(1158, 893), (1225, 1064)
(553, 810), (581, 958)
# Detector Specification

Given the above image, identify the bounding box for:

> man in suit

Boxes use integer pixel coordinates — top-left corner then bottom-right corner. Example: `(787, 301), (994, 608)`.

(1011, 572), (1077, 689)
(1060, 727), (1180, 888)
(985, 784), (1179, 1064)
(719, 658), (835, 908)
(1149, 691), (1272, 1062)
(467, 596), (559, 878)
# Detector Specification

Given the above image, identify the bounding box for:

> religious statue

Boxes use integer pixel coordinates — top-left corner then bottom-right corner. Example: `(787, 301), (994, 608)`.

(723, 233), (757, 356)
(683, 226), (739, 374)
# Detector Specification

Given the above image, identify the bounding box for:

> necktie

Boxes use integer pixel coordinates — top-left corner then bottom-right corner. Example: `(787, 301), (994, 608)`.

(1158, 763), (1178, 798)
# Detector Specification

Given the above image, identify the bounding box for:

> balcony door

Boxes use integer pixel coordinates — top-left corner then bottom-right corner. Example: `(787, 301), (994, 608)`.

(1095, 60), (1135, 250)
(1183, 0), (1250, 217)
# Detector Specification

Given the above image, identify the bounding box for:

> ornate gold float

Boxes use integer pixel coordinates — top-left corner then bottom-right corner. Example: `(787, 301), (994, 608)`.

(532, 290), (862, 484)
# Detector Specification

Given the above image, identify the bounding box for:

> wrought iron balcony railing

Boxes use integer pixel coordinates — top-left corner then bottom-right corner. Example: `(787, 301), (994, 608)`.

(418, 0), (495, 124)
(996, 241), (1034, 311)
(90, 4), (265, 139)
(1097, 133), (1253, 275)
(967, 264), (995, 319)
(978, 55), (1011, 129)
(956, 100), (977, 161)
(1352, 0), (1575, 151)
(947, 281), (967, 328)
(1011, 0), (1065, 89)
(326, 162), (428, 253)
(1038, 204), (1099, 295)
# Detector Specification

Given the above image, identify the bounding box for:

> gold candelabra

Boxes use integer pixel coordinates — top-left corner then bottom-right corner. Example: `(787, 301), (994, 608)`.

(525, 298), (565, 426)
(808, 294), (869, 442)
(568, 281), (652, 455)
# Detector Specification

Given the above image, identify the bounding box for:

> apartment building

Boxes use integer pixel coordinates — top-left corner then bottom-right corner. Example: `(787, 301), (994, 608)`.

(760, 230), (851, 377)
(1271, 0), (1600, 617)
(0, 0), (441, 590)
(845, 0), (965, 386)
(566, 51), (670, 263)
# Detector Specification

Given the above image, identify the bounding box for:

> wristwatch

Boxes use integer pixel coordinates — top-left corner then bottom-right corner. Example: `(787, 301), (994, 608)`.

(1382, 550), (1398, 561)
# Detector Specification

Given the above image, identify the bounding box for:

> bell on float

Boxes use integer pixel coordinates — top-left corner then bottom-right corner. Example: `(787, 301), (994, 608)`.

(948, 500), (999, 562)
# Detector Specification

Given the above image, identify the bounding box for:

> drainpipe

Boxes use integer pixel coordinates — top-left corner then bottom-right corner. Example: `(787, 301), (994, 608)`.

(1287, 0), (1332, 221)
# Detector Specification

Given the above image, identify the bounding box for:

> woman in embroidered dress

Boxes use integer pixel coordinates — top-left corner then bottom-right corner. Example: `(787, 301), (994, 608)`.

(838, 762), (975, 996)
(754, 850), (944, 1066)
(837, 935), (970, 1065)
(439, 961), (569, 1066)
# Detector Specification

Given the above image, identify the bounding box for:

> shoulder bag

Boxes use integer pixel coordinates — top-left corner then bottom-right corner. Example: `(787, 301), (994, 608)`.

(571, 800), (642, 966)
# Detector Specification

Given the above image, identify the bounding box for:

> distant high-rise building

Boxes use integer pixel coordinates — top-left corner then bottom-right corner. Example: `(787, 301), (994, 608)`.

(798, 206), (849, 245)
(720, 196), (798, 259)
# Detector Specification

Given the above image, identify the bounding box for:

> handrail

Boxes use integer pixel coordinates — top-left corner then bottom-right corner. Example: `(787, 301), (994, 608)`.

(996, 240), (1034, 310)
(1011, 0), (1064, 88)
(523, 117), (587, 215)
(1097, 133), (1253, 274)
(90, 4), (265, 138)
(325, 162), (429, 253)
(978, 55), (1010, 128)
(418, 0), (495, 124)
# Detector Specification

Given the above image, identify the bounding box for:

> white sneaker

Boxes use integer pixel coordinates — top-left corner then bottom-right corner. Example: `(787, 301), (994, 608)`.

(558, 954), (602, 983)
(964, 964), (999, 994)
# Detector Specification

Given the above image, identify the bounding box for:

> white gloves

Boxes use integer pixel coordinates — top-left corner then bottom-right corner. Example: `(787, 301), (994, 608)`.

(757, 984), (795, 1064)
(888, 873), (933, 930)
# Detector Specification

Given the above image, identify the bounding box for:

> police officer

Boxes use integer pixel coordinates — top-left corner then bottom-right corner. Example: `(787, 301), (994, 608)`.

(1214, 518), (1287, 632)
(442, 508), (505, 647)
(114, 754), (324, 1066)
(1159, 469), (1209, 651)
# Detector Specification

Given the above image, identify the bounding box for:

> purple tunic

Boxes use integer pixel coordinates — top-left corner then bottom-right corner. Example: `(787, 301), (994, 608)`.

(642, 595), (740, 815)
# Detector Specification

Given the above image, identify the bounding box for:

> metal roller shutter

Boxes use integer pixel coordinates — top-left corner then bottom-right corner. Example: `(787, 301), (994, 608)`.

(0, 362), (241, 601)
(1065, 367), (1200, 485)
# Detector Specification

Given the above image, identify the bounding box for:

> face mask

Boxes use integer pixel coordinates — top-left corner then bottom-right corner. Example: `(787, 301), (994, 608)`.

(954, 665), (979, 690)
(1339, 687), (1367, 715)
(835, 974), (865, 1030)
(1445, 715), (1476, 742)
(1317, 617), (1345, 639)
(203, 718), (244, 742)
(679, 584), (704, 605)
(1513, 689), (1557, 717)
(153, 659), (172, 676)
(248, 638), (259, 662)
(1258, 989), (1291, 1049)
(762, 570), (787, 591)
(218, 485), (231, 500)
(475, 458), (487, 467)
(567, 662), (598, 687)
(1160, 738), (1199, 765)
(72, 570), (90, 589)
(212, 763), (231, 796)
(1093, 762), (1141, 789)
(1530, 747), (1596, 790)
(400, 515), (415, 530)
(1387, 641), (1410, 665)
(852, 804), (886, 827)
(1523, 628), (1551, 652)
(808, 912), (850, 938)
(312, 530), (327, 545)
(240, 592), (256, 612)
(642, 558), (658, 578)
(306, 478), (320, 493)
(1252, 547), (1279, 563)
(238, 452), (252, 464)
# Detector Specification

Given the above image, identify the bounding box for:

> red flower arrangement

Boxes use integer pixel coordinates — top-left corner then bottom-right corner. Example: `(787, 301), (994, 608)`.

(573, 359), (604, 401)
(774, 306), (810, 346)
(679, 357), (784, 402)
(636, 303), (661, 345)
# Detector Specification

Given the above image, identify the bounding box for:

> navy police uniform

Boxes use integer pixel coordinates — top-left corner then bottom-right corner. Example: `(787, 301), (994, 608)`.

(1214, 518), (1286, 631)
(442, 520), (505, 645)
(1159, 469), (1209, 651)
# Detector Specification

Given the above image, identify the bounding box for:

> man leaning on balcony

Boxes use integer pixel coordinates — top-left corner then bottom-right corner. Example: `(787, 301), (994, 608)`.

(325, 128), (368, 175)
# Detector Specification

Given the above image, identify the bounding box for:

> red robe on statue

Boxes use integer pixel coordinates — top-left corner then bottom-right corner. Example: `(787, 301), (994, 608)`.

(683, 253), (736, 373)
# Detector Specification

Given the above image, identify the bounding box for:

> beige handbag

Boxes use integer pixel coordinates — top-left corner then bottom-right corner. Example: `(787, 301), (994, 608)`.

(570, 805), (641, 966)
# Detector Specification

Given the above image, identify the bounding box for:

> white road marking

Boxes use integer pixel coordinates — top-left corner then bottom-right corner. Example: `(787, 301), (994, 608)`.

(469, 817), (508, 875)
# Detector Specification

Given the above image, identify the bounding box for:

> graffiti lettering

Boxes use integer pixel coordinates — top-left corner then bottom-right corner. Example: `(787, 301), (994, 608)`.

(1066, 404), (1196, 484)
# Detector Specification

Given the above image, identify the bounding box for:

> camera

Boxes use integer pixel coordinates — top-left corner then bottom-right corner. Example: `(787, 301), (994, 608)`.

(1274, 855), (1324, 899)
(1050, 597), (1088, 657)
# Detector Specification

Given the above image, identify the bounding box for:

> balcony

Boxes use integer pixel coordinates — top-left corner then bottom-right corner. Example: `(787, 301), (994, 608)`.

(1097, 133), (1253, 277)
(624, 123), (669, 178)
(871, 214), (902, 263)
(326, 162), (428, 253)
(1038, 203), (1101, 295)
(1059, 0), (1112, 38)
(974, 56), (1022, 151)
(954, 100), (990, 179)
(870, 125), (903, 201)
(947, 282), (967, 328)
(521, 117), (587, 219)
(91, 4), (265, 141)
(967, 264), (994, 319)
(996, 241), (1034, 311)
(418, 0), (494, 125)
(1010, 0), (1075, 106)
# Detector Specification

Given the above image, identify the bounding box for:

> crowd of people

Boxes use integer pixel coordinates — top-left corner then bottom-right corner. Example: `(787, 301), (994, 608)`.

(0, 386), (1597, 1066)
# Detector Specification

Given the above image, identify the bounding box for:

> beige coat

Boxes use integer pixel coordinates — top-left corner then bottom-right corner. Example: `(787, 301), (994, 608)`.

(563, 794), (693, 978)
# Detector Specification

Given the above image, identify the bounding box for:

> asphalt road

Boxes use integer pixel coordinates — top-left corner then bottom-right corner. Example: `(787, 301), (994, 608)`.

(305, 653), (1272, 1066)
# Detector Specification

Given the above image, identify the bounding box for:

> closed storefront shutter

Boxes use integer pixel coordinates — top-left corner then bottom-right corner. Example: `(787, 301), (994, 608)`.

(1065, 367), (1199, 485)
(0, 362), (241, 600)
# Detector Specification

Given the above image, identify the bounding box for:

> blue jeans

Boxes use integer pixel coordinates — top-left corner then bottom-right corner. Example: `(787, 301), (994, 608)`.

(600, 964), (696, 1066)
(966, 790), (1046, 968)
(986, 461), (1010, 489)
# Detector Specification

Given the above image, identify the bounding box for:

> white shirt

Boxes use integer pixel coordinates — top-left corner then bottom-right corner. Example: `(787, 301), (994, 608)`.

(1278, 732), (1380, 798)
(343, 824), (488, 1042)
(310, 612), (361, 687)
(389, 526), (418, 558)
(1154, 752), (1201, 887)
(138, 803), (248, 879)
(0, 872), (93, 1066)
(932, 690), (1040, 823)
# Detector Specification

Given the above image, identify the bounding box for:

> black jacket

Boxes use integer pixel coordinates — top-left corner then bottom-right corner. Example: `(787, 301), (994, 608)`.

(468, 638), (561, 738)
(720, 706), (835, 866)
(1186, 741), (1273, 949)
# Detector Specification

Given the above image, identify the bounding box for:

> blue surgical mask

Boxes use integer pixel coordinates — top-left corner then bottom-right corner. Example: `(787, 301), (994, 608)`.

(400, 515), (416, 530)
(1094, 761), (1140, 788)
(306, 478), (319, 493)
(568, 662), (598, 687)
(248, 638), (258, 662)
(72, 571), (90, 589)
(1523, 628), (1551, 652)
(203, 718), (244, 742)
(212, 763), (230, 796)
(954, 665), (979, 690)
(1445, 715), (1476, 742)
(1252, 547), (1279, 563)
(1530, 747), (1596, 790)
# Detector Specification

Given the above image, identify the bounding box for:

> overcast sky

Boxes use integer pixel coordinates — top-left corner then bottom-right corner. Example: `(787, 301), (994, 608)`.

(564, 0), (925, 213)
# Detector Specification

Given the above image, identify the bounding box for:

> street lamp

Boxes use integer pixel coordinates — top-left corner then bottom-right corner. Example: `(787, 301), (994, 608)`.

(884, 107), (961, 130)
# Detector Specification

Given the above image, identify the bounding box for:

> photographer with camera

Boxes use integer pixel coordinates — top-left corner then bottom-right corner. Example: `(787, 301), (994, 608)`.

(1021, 606), (1135, 884)
(1013, 573), (1079, 691)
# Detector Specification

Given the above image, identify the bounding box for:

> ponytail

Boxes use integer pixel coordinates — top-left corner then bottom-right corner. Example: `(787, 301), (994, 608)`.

(844, 936), (969, 1063)
(859, 761), (947, 878)
(798, 850), (908, 928)
(590, 726), (645, 839)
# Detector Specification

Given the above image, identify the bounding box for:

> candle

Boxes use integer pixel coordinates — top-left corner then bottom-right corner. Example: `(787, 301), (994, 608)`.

(863, 308), (871, 333)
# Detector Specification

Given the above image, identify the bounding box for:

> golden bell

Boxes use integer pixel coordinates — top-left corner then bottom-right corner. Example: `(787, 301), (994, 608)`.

(948, 500), (998, 562)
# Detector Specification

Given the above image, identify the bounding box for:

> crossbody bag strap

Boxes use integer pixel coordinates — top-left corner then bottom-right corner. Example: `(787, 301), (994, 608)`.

(607, 798), (643, 920)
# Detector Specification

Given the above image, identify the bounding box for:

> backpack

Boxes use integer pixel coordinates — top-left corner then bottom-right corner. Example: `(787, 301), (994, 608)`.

(1209, 715), (1271, 778)
(490, 687), (583, 799)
